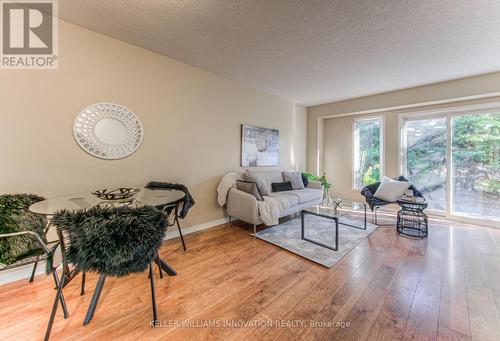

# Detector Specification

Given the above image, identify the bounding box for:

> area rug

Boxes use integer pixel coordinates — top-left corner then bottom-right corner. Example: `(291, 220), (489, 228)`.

(255, 214), (377, 268)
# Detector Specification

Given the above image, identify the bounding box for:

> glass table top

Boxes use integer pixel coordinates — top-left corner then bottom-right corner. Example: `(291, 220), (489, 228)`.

(29, 188), (185, 215)
(302, 200), (366, 219)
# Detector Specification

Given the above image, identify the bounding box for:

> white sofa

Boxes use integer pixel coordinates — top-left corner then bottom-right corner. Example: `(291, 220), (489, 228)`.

(227, 170), (323, 233)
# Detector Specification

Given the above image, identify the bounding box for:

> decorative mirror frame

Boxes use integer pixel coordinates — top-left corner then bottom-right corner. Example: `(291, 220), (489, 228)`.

(73, 103), (143, 160)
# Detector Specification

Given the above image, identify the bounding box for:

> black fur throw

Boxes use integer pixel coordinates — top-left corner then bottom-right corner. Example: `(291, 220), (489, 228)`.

(51, 206), (166, 277)
(145, 182), (195, 219)
(0, 194), (47, 266)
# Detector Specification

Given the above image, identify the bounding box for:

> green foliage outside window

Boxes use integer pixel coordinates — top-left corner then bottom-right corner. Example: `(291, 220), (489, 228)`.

(406, 119), (446, 192)
(356, 120), (381, 187)
(452, 113), (499, 196)
(406, 113), (499, 197)
(362, 165), (380, 186)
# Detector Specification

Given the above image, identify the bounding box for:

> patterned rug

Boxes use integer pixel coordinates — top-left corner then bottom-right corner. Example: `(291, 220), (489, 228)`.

(255, 214), (378, 268)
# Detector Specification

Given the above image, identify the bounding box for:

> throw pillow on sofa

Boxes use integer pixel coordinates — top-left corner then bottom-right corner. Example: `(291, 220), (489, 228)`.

(374, 176), (411, 202)
(283, 171), (305, 190)
(243, 170), (269, 196)
(301, 173), (309, 187)
(271, 181), (293, 192)
(236, 180), (263, 201)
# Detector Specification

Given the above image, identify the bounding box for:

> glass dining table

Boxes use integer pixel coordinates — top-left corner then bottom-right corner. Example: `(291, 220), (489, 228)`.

(29, 188), (185, 285)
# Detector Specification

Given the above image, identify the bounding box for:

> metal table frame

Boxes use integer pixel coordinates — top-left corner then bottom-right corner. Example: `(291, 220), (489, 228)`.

(300, 200), (367, 251)
(30, 189), (184, 286)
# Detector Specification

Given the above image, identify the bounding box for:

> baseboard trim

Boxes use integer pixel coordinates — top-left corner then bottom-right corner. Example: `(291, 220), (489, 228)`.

(164, 217), (229, 240)
(0, 217), (230, 286)
(0, 263), (45, 285)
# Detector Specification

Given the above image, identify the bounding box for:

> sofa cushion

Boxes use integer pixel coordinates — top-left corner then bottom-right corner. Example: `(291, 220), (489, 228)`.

(301, 173), (309, 187)
(271, 181), (293, 192)
(374, 176), (411, 202)
(236, 180), (263, 201)
(287, 188), (323, 203)
(243, 170), (269, 196)
(283, 171), (305, 190)
(243, 170), (284, 196)
(267, 192), (299, 206)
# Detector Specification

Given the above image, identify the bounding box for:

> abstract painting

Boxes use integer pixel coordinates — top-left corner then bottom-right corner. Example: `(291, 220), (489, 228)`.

(241, 124), (279, 167)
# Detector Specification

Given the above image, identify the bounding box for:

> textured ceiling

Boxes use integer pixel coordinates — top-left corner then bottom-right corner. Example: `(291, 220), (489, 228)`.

(58, 0), (500, 106)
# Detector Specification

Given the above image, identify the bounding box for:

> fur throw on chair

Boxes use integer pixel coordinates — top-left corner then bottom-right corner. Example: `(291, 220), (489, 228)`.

(0, 194), (46, 266)
(51, 206), (166, 277)
(145, 182), (195, 219)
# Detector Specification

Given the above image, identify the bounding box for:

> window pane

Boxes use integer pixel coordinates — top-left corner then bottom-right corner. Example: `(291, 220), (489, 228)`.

(452, 112), (500, 221)
(405, 118), (447, 211)
(354, 119), (381, 188)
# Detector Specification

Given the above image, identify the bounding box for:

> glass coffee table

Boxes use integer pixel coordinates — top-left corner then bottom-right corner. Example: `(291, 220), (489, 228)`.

(301, 200), (367, 251)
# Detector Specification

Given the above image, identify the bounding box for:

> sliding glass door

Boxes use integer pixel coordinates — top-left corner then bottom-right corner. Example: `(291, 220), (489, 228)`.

(402, 109), (499, 224)
(451, 113), (499, 221)
(403, 117), (447, 212)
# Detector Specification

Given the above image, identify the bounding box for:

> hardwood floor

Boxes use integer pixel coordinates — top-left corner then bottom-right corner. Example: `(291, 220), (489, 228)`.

(1, 216), (500, 340)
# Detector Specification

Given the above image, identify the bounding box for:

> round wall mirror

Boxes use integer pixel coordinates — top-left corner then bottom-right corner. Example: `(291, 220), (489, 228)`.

(94, 118), (127, 144)
(73, 103), (143, 159)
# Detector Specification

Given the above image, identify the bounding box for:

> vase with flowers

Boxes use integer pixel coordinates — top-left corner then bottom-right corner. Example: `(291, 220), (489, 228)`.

(302, 172), (336, 205)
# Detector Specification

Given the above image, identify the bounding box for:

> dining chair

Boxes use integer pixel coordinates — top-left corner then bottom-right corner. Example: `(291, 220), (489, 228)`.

(1, 194), (48, 281)
(0, 194), (69, 328)
(161, 202), (186, 251)
(145, 181), (193, 251)
(44, 205), (166, 340)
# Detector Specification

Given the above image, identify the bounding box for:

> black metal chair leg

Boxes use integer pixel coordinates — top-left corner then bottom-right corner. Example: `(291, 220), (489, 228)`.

(80, 272), (86, 296)
(45, 268), (68, 341)
(51, 269), (69, 319)
(149, 262), (158, 323)
(175, 215), (186, 251)
(158, 258), (177, 276)
(156, 254), (163, 279)
(83, 274), (106, 326)
(29, 262), (38, 283)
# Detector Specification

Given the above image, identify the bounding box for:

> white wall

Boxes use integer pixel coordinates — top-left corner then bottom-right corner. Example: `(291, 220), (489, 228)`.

(0, 20), (307, 229)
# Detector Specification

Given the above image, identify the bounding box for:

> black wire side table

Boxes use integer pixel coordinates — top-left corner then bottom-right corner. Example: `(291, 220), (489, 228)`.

(396, 200), (428, 238)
